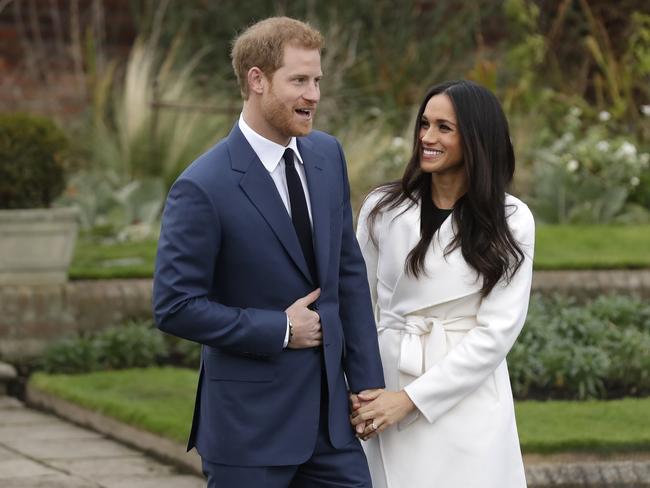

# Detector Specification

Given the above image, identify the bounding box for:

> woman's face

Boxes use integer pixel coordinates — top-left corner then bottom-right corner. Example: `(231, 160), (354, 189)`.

(418, 94), (464, 177)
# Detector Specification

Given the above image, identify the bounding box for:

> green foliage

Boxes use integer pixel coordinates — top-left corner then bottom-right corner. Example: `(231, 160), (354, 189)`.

(58, 170), (164, 241)
(166, 335), (201, 369)
(343, 117), (412, 211)
(0, 113), (70, 209)
(529, 108), (650, 224)
(87, 33), (229, 189)
(37, 336), (102, 375)
(38, 321), (168, 374)
(61, 19), (231, 240)
(94, 321), (168, 369)
(508, 294), (650, 400)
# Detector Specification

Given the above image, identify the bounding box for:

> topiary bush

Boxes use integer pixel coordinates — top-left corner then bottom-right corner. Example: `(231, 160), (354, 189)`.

(0, 112), (70, 209)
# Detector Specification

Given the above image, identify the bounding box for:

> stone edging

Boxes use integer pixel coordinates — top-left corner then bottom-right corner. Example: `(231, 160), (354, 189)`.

(24, 384), (650, 486)
(25, 383), (202, 476)
(532, 269), (650, 297)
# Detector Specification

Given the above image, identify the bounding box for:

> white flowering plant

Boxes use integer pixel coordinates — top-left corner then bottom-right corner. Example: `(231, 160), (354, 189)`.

(530, 107), (650, 224)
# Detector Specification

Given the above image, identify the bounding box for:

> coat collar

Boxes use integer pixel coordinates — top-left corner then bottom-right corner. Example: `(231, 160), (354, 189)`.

(385, 201), (482, 316)
(226, 124), (330, 285)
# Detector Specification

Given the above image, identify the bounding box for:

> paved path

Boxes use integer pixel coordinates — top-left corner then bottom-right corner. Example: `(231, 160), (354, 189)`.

(0, 397), (203, 488)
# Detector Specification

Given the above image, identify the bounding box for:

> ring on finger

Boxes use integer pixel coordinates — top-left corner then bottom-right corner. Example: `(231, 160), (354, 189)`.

(370, 422), (378, 431)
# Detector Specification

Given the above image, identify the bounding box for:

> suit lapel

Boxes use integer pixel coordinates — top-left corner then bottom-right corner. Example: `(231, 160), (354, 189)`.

(298, 138), (330, 286)
(227, 125), (313, 283)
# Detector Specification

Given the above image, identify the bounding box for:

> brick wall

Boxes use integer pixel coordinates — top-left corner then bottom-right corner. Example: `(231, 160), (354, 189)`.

(0, 0), (135, 120)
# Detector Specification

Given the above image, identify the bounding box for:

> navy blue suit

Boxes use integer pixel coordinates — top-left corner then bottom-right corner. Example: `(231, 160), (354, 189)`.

(153, 124), (384, 474)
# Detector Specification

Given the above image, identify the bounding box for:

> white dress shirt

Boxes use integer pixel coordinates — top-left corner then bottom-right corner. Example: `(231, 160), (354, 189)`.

(238, 115), (314, 347)
(238, 115), (313, 224)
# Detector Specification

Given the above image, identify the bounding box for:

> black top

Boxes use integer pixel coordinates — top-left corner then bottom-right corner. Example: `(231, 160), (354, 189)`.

(431, 203), (453, 234)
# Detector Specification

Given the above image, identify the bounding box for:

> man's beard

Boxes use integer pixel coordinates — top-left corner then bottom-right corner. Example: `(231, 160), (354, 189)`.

(261, 90), (313, 139)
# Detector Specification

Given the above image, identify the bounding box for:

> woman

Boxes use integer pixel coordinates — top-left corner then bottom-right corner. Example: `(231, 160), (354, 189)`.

(352, 80), (534, 488)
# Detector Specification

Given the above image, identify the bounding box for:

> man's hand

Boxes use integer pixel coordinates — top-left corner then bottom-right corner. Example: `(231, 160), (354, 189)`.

(286, 288), (322, 349)
(349, 389), (383, 437)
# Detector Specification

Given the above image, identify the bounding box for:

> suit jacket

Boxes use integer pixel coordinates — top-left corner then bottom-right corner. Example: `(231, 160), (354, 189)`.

(153, 123), (384, 466)
(356, 191), (534, 488)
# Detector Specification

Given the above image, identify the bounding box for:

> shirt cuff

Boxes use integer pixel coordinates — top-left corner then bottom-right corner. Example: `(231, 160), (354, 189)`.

(283, 314), (290, 348)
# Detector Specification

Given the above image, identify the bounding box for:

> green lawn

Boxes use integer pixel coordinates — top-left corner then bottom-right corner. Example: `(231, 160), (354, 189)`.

(69, 238), (158, 279)
(30, 368), (650, 453)
(69, 225), (650, 279)
(534, 225), (650, 270)
(516, 398), (650, 453)
(31, 368), (195, 443)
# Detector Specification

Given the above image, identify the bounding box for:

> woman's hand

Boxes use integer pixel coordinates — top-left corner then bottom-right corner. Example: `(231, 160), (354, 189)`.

(350, 389), (416, 440)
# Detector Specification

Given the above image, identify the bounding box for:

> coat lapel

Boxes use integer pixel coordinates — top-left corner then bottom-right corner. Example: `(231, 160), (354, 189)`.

(387, 203), (482, 316)
(298, 138), (330, 286)
(227, 125), (313, 283)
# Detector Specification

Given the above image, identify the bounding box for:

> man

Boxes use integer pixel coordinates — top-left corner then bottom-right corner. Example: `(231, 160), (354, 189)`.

(153, 16), (384, 488)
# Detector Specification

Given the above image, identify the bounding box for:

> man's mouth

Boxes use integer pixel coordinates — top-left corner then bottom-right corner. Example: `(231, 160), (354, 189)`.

(295, 108), (314, 120)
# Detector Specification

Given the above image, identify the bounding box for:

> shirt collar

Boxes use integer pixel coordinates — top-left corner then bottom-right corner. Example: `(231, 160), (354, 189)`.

(238, 114), (304, 172)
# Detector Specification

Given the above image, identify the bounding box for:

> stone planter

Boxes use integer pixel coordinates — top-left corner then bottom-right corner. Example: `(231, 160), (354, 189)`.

(0, 207), (80, 285)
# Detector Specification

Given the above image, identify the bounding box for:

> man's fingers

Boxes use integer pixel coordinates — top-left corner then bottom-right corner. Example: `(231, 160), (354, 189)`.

(297, 288), (321, 306)
(350, 410), (374, 425)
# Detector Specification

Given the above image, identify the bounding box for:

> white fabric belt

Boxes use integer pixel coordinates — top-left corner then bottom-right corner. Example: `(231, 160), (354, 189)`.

(378, 310), (476, 378)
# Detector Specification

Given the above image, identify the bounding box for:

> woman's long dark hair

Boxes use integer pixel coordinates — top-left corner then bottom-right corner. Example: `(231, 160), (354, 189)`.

(366, 80), (524, 296)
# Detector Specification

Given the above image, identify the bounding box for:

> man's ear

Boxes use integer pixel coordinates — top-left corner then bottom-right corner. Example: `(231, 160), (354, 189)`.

(247, 67), (266, 95)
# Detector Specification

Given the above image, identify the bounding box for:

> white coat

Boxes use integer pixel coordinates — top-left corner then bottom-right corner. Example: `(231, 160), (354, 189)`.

(356, 191), (535, 488)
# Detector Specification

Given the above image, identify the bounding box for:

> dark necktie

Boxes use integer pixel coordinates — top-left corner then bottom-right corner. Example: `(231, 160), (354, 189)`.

(283, 148), (317, 282)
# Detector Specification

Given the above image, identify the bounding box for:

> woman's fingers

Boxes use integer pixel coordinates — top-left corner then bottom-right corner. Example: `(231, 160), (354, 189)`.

(357, 388), (383, 402)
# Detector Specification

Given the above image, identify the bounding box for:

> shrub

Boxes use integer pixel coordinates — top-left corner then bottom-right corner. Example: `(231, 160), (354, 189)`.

(508, 294), (650, 400)
(94, 320), (168, 369)
(0, 113), (70, 209)
(165, 335), (201, 369)
(38, 321), (168, 374)
(38, 335), (102, 375)
(529, 107), (650, 224)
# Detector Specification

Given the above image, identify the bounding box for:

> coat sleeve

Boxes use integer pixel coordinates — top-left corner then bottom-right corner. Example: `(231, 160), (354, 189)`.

(335, 142), (385, 393)
(153, 178), (287, 356)
(355, 191), (383, 316)
(403, 202), (535, 424)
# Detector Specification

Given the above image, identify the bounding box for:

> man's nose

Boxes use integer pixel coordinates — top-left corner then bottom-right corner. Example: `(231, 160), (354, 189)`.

(303, 82), (320, 102)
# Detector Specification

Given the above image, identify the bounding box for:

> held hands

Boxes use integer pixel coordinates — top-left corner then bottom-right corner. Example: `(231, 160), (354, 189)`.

(350, 389), (416, 441)
(285, 288), (322, 349)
